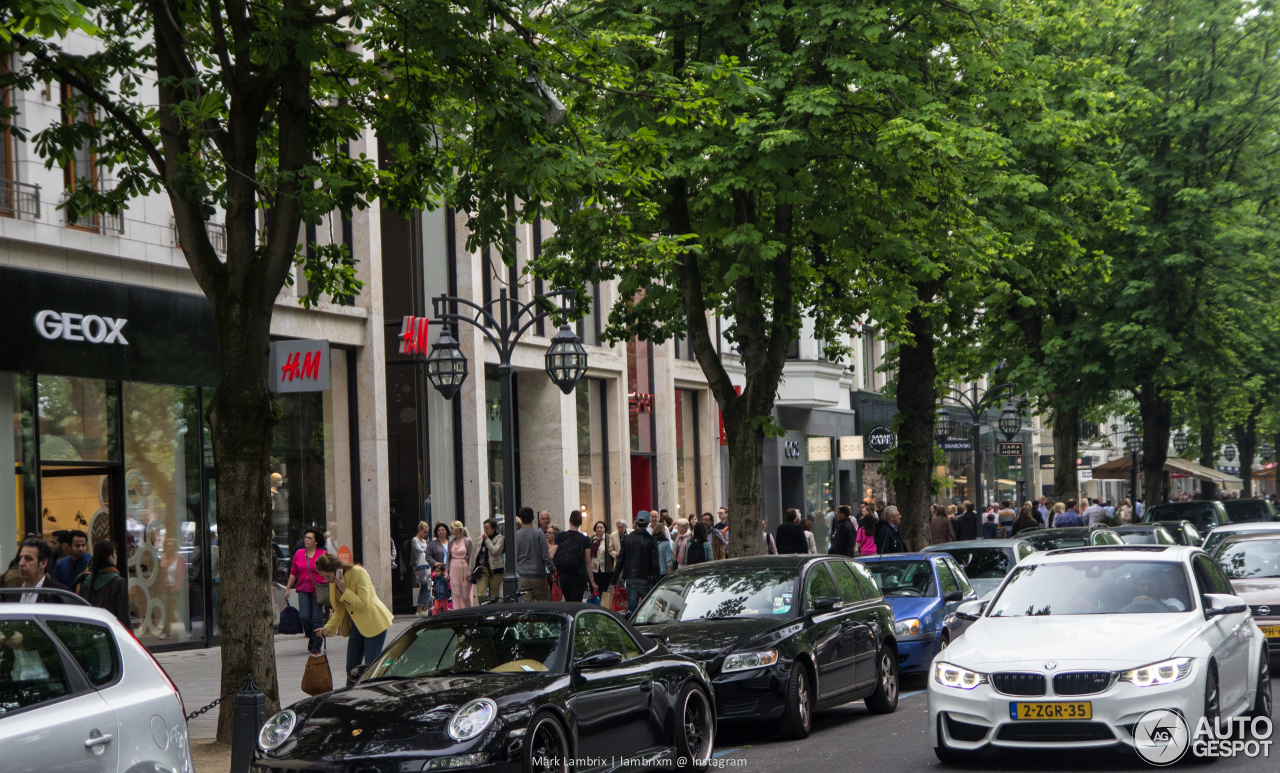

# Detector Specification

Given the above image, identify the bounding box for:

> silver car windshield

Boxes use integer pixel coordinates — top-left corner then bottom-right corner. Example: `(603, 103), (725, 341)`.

(987, 560), (1193, 617)
(1217, 539), (1280, 580)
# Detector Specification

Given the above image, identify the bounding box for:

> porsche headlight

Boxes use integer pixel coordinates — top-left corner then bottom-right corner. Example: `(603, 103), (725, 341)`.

(1117, 658), (1193, 687)
(258, 709), (297, 752)
(722, 649), (779, 673)
(447, 698), (498, 742)
(893, 618), (921, 636)
(933, 662), (988, 690)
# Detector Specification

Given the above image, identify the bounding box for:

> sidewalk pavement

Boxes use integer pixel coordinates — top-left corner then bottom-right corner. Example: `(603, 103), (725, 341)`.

(157, 616), (418, 741)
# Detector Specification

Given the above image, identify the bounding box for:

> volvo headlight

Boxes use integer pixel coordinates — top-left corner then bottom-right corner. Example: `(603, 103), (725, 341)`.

(258, 709), (297, 752)
(1117, 658), (1193, 687)
(447, 698), (498, 741)
(933, 662), (988, 690)
(894, 618), (921, 636)
(722, 649), (779, 673)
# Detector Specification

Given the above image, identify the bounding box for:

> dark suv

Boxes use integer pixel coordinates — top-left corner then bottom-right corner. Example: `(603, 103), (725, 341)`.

(1222, 498), (1277, 523)
(1143, 500), (1229, 535)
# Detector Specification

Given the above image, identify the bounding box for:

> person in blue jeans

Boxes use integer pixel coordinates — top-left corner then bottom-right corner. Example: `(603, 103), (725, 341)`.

(613, 510), (661, 613)
(285, 527), (328, 654)
(315, 553), (393, 685)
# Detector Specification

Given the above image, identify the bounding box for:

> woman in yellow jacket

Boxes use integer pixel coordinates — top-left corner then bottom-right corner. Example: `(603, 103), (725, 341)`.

(315, 553), (393, 685)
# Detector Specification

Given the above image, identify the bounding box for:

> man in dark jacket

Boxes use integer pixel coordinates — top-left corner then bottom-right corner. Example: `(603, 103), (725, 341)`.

(874, 507), (908, 554)
(614, 511), (661, 612)
(829, 505), (858, 557)
(7, 538), (71, 604)
(776, 508), (809, 554)
(954, 502), (981, 541)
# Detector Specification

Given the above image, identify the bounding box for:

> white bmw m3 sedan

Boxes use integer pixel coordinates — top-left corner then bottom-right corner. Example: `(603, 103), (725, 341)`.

(927, 545), (1271, 763)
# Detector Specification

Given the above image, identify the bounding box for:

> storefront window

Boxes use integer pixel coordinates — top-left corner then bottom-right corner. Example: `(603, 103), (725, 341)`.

(577, 378), (610, 528)
(0, 372), (36, 569)
(675, 389), (701, 523)
(486, 370), (505, 520)
(627, 340), (656, 514)
(37, 375), (117, 462)
(804, 437), (834, 538)
(122, 383), (201, 646)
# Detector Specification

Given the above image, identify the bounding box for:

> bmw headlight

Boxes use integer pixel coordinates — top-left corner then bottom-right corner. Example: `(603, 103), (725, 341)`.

(893, 618), (921, 636)
(1117, 658), (1193, 687)
(722, 649), (779, 673)
(933, 662), (988, 690)
(258, 709), (297, 752)
(447, 698), (498, 742)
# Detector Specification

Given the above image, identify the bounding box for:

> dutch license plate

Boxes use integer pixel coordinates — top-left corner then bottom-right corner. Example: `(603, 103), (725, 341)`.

(1010, 701), (1093, 721)
(1261, 625), (1280, 639)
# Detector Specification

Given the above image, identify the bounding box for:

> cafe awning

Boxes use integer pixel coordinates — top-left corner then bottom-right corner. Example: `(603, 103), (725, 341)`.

(1090, 456), (1242, 486)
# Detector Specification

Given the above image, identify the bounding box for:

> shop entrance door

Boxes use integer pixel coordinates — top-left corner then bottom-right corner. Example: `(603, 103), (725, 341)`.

(39, 465), (121, 565)
(630, 456), (653, 517)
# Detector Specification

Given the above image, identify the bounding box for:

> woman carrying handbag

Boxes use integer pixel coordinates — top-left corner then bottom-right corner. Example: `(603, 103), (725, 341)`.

(284, 528), (327, 654)
(315, 553), (393, 686)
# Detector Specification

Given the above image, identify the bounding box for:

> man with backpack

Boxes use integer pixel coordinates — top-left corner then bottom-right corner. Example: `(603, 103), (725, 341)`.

(553, 510), (596, 602)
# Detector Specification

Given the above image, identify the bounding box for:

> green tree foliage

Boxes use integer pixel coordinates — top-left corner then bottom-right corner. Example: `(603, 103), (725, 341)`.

(0, 0), (674, 739)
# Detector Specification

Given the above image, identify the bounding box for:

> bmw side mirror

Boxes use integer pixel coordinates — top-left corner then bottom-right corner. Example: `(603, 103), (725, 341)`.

(955, 600), (987, 621)
(810, 596), (843, 614)
(1203, 593), (1247, 618)
(574, 650), (624, 670)
(944, 590), (965, 603)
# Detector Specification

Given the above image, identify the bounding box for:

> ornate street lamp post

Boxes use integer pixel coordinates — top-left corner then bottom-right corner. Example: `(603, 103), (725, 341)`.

(1125, 430), (1142, 505)
(1172, 429), (1189, 456)
(934, 382), (1018, 507)
(425, 288), (586, 596)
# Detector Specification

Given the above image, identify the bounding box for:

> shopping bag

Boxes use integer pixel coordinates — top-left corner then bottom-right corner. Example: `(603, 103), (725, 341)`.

(278, 605), (303, 635)
(551, 573), (563, 602)
(600, 589), (613, 610)
(610, 584), (629, 612)
(587, 594), (601, 605)
(301, 642), (333, 696)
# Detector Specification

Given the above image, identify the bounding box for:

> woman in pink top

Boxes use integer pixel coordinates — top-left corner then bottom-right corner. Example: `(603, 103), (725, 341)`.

(447, 521), (477, 609)
(285, 527), (327, 653)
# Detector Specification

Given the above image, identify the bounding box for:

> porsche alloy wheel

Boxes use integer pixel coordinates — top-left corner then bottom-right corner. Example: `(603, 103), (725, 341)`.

(675, 685), (715, 768)
(524, 713), (569, 773)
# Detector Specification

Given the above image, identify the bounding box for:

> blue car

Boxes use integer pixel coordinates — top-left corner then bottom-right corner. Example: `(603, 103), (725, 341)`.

(857, 553), (979, 674)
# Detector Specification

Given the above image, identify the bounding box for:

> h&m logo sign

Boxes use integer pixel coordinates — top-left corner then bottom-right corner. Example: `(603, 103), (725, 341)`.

(35, 310), (128, 344)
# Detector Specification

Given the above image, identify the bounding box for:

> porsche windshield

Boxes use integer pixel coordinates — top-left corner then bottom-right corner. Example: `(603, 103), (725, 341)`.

(633, 568), (799, 623)
(987, 561), (1193, 616)
(363, 616), (567, 679)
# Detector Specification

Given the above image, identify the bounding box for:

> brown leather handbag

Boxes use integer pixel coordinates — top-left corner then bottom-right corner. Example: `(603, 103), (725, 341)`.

(301, 641), (333, 696)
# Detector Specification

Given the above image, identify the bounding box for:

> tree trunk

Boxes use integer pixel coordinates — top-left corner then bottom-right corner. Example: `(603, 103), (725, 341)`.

(893, 301), (937, 551)
(1051, 404), (1080, 503)
(208, 290), (283, 739)
(723, 411), (766, 559)
(1139, 382), (1173, 506)
(1198, 409), (1217, 499)
(1235, 408), (1260, 498)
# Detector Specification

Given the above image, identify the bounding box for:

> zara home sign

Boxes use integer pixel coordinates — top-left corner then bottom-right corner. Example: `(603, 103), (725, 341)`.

(35, 310), (129, 344)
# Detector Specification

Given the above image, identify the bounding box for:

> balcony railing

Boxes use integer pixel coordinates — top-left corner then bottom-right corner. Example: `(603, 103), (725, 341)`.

(171, 218), (227, 256)
(0, 178), (41, 220)
(61, 192), (125, 234)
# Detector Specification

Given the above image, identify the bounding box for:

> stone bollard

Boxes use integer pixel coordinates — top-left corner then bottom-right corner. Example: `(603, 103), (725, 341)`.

(229, 676), (266, 773)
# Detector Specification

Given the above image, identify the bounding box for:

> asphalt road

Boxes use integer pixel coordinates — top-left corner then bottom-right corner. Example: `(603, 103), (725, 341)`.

(713, 673), (1278, 772)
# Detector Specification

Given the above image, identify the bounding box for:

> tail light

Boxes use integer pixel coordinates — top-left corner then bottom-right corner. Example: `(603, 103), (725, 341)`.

(128, 627), (187, 720)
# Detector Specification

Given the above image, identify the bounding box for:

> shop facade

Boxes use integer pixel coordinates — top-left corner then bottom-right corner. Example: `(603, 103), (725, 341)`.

(0, 265), (367, 650)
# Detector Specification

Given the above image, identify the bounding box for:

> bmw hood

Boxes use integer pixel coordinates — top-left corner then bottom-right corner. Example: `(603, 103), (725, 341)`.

(643, 617), (791, 664)
(290, 673), (555, 746)
(944, 615), (1206, 670)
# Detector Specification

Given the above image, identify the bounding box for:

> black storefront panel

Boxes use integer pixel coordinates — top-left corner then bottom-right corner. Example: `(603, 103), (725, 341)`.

(0, 266), (219, 387)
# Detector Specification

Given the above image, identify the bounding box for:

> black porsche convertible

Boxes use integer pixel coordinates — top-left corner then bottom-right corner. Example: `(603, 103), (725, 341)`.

(631, 555), (899, 740)
(253, 604), (715, 773)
